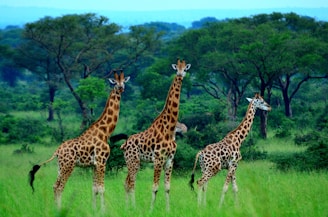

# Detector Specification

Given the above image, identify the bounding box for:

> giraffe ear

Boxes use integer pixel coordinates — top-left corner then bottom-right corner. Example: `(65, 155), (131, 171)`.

(171, 64), (177, 70)
(124, 76), (130, 83)
(246, 97), (253, 102)
(185, 64), (191, 70)
(108, 78), (117, 85)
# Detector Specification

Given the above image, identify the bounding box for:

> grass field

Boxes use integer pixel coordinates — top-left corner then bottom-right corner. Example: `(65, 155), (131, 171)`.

(0, 144), (327, 217)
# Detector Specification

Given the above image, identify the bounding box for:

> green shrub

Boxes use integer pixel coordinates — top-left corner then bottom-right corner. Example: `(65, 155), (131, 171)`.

(0, 114), (51, 144)
(294, 131), (321, 146)
(272, 139), (328, 171)
(241, 137), (267, 161)
(174, 141), (198, 170)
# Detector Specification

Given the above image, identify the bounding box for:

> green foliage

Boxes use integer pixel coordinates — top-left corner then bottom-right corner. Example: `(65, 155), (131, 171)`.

(76, 76), (107, 112)
(240, 137), (268, 161)
(0, 114), (51, 144)
(273, 104), (328, 171)
(268, 110), (295, 138)
(294, 131), (321, 146)
(174, 141), (198, 170)
(107, 142), (126, 174)
(272, 140), (328, 171)
(136, 70), (172, 100)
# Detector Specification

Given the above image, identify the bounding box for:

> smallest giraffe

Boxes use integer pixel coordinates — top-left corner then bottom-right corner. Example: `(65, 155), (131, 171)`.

(189, 93), (271, 207)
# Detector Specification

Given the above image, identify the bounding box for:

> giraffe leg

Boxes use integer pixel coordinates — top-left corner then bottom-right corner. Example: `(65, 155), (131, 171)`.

(53, 163), (74, 209)
(124, 157), (140, 208)
(202, 182), (209, 206)
(197, 176), (211, 206)
(151, 159), (163, 211)
(197, 163), (220, 206)
(232, 174), (239, 207)
(219, 162), (237, 207)
(93, 163), (106, 211)
(164, 157), (174, 211)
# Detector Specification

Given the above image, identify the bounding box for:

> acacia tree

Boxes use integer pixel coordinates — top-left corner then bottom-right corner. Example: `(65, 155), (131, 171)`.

(15, 41), (60, 121)
(19, 14), (162, 128)
(167, 22), (255, 120)
(275, 34), (328, 117)
(20, 13), (124, 127)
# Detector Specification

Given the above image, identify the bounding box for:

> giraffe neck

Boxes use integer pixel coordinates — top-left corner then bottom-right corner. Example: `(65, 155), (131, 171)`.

(84, 89), (122, 141)
(152, 75), (183, 139)
(227, 103), (256, 147)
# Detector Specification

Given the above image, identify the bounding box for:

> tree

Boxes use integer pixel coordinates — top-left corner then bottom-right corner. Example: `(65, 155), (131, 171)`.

(167, 22), (255, 120)
(20, 14), (125, 127)
(275, 34), (328, 117)
(0, 27), (23, 87)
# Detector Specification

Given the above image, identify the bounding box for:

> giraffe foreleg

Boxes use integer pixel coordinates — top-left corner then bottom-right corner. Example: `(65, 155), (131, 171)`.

(93, 164), (106, 211)
(219, 162), (238, 207)
(151, 159), (163, 211)
(164, 157), (174, 211)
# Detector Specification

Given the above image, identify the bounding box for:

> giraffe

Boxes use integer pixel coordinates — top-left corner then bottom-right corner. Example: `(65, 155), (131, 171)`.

(28, 71), (130, 210)
(189, 93), (271, 207)
(174, 121), (188, 140)
(120, 59), (191, 211)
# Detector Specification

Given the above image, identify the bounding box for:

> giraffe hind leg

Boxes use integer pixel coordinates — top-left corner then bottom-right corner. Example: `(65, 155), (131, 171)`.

(53, 164), (74, 209)
(196, 173), (214, 206)
(124, 158), (140, 208)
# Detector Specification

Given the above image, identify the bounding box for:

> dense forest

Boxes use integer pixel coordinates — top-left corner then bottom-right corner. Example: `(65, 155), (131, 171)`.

(0, 12), (327, 172)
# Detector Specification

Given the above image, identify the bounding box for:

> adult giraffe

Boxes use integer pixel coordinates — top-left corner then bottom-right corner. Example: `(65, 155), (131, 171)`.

(28, 71), (130, 210)
(189, 93), (271, 207)
(120, 59), (191, 211)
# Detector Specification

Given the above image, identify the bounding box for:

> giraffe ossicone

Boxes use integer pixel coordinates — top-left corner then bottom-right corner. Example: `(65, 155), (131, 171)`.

(189, 93), (271, 207)
(28, 71), (130, 211)
(121, 58), (191, 211)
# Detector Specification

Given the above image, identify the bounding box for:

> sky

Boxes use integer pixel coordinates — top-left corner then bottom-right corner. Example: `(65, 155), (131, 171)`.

(1, 0), (328, 28)
(2, 0), (328, 11)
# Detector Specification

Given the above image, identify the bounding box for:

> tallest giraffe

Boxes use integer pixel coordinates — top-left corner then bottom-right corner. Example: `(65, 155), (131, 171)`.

(121, 59), (191, 211)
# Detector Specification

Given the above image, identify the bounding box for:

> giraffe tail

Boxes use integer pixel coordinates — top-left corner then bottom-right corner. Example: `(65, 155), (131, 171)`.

(189, 151), (201, 191)
(28, 153), (57, 193)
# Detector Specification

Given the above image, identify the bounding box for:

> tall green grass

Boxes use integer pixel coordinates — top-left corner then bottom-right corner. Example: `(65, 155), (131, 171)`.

(0, 144), (327, 217)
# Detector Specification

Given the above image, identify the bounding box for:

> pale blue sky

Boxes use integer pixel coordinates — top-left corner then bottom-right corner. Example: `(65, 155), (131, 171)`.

(2, 0), (328, 11)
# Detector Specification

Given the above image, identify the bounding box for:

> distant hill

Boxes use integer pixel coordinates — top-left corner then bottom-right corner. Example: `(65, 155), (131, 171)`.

(0, 5), (328, 29)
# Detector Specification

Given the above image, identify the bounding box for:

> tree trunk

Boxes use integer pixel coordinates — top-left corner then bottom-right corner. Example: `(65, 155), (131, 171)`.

(47, 85), (56, 121)
(62, 71), (89, 130)
(259, 87), (272, 138)
(260, 111), (268, 138)
(282, 89), (293, 117)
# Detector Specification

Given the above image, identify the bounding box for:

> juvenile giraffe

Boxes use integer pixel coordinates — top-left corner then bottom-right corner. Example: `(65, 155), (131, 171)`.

(120, 59), (191, 211)
(29, 72), (130, 210)
(189, 93), (271, 207)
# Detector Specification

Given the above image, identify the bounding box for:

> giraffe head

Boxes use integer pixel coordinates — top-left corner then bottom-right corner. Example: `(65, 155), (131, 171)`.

(108, 71), (130, 93)
(171, 58), (191, 77)
(246, 93), (271, 111)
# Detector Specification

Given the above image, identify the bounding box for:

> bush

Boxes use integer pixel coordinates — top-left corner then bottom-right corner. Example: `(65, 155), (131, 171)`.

(273, 139), (328, 171)
(174, 141), (198, 170)
(294, 131), (321, 146)
(0, 114), (51, 144)
(241, 137), (267, 161)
